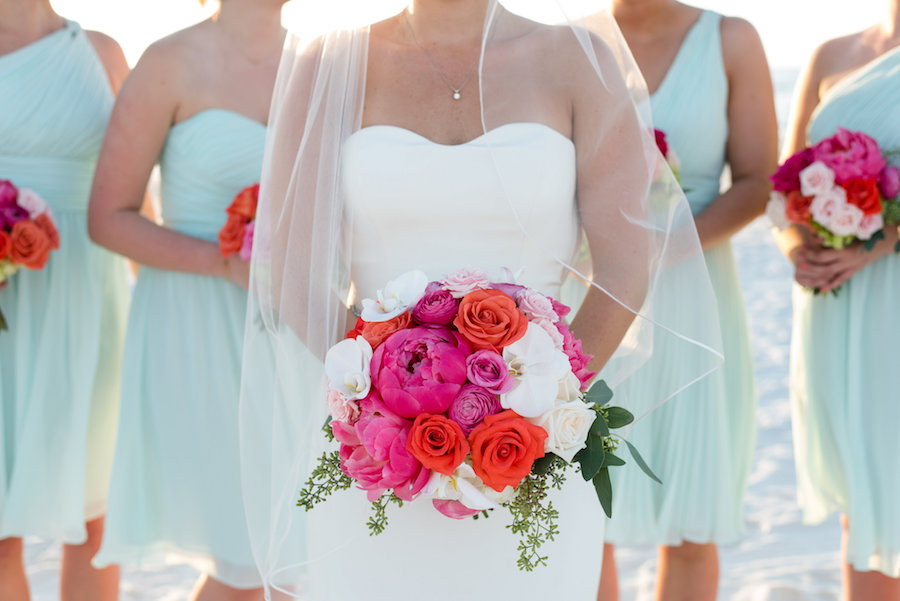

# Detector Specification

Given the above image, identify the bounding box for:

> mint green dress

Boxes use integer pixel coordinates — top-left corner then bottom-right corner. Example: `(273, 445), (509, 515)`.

(93, 110), (264, 588)
(792, 47), (900, 577)
(607, 10), (757, 546)
(0, 21), (129, 543)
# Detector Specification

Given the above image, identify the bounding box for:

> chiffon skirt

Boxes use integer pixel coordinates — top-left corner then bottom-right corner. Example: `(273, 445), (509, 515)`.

(791, 253), (900, 577)
(606, 241), (757, 546)
(94, 267), (260, 588)
(0, 210), (129, 543)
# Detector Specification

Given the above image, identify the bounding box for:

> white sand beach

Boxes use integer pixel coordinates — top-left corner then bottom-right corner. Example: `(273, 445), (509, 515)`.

(25, 216), (844, 600)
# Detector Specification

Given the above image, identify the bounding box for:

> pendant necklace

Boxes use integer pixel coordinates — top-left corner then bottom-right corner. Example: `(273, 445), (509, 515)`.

(402, 11), (479, 101)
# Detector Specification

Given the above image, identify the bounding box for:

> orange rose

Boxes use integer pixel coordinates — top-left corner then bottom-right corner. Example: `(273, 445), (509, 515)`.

(34, 214), (59, 250)
(218, 213), (246, 257)
(785, 191), (813, 224)
(0, 230), (10, 261)
(361, 311), (413, 349)
(9, 220), (51, 269)
(346, 316), (366, 339)
(468, 410), (547, 492)
(227, 183), (259, 219)
(406, 414), (470, 476)
(453, 289), (528, 352)
(843, 178), (882, 216)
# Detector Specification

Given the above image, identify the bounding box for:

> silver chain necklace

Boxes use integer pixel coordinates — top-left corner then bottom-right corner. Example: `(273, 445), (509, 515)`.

(402, 11), (479, 101)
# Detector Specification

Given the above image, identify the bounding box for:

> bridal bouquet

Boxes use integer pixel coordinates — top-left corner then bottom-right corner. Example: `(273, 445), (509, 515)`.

(767, 127), (900, 250)
(0, 180), (60, 331)
(299, 269), (658, 570)
(218, 183), (258, 261)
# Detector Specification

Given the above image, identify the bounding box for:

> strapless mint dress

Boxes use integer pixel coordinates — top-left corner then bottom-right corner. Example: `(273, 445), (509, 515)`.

(94, 110), (265, 588)
(792, 46), (900, 577)
(607, 10), (757, 546)
(0, 20), (129, 544)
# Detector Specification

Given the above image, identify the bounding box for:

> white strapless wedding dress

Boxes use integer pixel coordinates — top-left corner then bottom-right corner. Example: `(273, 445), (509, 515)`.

(304, 123), (604, 600)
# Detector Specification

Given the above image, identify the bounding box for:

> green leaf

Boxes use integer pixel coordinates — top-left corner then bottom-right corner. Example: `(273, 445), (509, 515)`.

(531, 454), (558, 475)
(592, 467), (613, 518)
(585, 379), (614, 406)
(863, 229), (885, 251)
(576, 434), (606, 481)
(589, 411), (610, 438)
(605, 406), (634, 429)
(602, 452), (626, 468)
(623, 439), (662, 484)
(895, 239), (900, 254)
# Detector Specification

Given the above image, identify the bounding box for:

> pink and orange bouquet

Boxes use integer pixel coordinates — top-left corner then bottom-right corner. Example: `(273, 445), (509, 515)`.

(218, 183), (258, 261)
(654, 128), (681, 183)
(767, 127), (900, 250)
(299, 269), (657, 570)
(0, 179), (60, 331)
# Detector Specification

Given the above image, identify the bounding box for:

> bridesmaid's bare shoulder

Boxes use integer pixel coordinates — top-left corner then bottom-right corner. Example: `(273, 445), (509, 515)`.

(84, 30), (129, 93)
(808, 28), (879, 97)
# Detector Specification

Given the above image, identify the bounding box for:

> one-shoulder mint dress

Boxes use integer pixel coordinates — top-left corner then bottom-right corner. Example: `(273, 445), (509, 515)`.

(791, 47), (900, 577)
(607, 10), (757, 546)
(93, 110), (264, 588)
(0, 21), (129, 544)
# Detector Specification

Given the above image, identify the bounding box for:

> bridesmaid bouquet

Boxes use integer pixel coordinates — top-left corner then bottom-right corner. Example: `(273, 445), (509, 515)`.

(0, 179), (60, 331)
(217, 183), (258, 261)
(654, 128), (681, 183)
(767, 128), (900, 250)
(299, 268), (658, 571)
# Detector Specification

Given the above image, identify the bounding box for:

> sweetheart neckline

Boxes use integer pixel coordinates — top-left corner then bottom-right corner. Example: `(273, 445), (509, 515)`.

(348, 122), (575, 149)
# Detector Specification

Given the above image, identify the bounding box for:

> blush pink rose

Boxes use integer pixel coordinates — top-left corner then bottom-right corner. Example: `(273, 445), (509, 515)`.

(370, 326), (469, 418)
(812, 128), (886, 183)
(516, 289), (559, 323)
(535, 318), (565, 349)
(0, 180), (17, 207)
(332, 394), (429, 502)
(771, 148), (814, 193)
(466, 349), (514, 394)
(327, 389), (360, 424)
(880, 165), (900, 200)
(810, 188), (845, 226)
(857, 213), (884, 240)
(411, 285), (459, 326)
(441, 268), (491, 298)
(829, 202), (865, 237)
(799, 162), (836, 197)
(433, 499), (480, 519)
(448, 384), (503, 435)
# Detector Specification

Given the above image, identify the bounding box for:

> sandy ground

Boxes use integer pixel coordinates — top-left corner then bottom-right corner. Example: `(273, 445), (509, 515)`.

(26, 217), (845, 600)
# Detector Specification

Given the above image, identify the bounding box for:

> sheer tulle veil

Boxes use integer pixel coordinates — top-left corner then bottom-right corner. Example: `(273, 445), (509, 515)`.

(240, 0), (723, 596)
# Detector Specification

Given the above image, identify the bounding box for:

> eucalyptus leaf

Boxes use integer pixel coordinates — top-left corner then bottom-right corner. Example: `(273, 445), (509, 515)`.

(624, 439), (662, 484)
(589, 411), (610, 438)
(602, 452), (626, 468)
(593, 467), (613, 518)
(576, 435), (606, 481)
(585, 379), (614, 406)
(531, 454), (558, 475)
(863, 229), (885, 252)
(605, 406), (634, 429)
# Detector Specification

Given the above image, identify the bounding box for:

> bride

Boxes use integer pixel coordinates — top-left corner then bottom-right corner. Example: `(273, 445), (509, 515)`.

(238, 0), (722, 599)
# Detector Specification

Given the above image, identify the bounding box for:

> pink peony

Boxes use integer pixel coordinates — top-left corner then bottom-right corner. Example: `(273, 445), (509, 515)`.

(370, 326), (469, 418)
(433, 499), (480, 519)
(516, 289), (559, 323)
(448, 384), (503, 435)
(812, 128), (886, 183)
(771, 148), (815, 193)
(332, 394), (429, 502)
(440, 268), (491, 298)
(411, 285), (459, 326)
(466, 349), (514, 394)
(239, 220), (254, 262)
(0, 180), (17, 207)
(880, 165), (900, 200)
(550, 297), (572, 319)
(556, 321), (596, 390)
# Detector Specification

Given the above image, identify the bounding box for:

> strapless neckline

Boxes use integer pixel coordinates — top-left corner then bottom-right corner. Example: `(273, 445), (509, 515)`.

(172, 108), (268, 131)
(349, 122), (574, 149)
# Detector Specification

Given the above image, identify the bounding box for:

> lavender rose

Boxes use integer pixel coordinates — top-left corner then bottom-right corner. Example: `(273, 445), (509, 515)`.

(465, 349), (514, 394)
(448, 384), (502, 435)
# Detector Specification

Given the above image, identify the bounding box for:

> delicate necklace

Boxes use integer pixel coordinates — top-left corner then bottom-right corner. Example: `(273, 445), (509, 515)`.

(402, 11), (479, 101)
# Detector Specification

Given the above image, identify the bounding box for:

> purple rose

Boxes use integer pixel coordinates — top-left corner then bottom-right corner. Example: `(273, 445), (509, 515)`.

(465, 349), (514, 394)
(0, 204), (29, 229)
(557, 321), (596, 391)
(332, 393), (429, 502)
(411, 286), (459, 325)
(448, 384), (502, 435)
(812, 128), (886, 183)
(880, 165), (900, 200)
(0, 180), (17, 207)
(370, 326), (469, 418)
(771, 148), (814, 193)
(489, 282), (525, 300)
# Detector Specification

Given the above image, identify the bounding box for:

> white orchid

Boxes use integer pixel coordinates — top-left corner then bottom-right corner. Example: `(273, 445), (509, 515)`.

(360, 270), (428, 322)
(501, 323), (572, 418)
(324, 336), (373, 400)
(425, 463), (513, 511)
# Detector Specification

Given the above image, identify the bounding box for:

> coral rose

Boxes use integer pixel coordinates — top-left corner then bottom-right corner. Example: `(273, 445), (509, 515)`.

(843, 178), (882, 216)
(9, 220), (51, 269)
(218, 213), (246, 257)
(34, 214), (59, 250)
(227, 183), (259, 219)
(360, 311), (413, 349)
(454, 289), (528, 352)
(785, 191), (813, 224)
(0, 230), (10, 260)
(407, 414), (469, 475)
(468, 410), (547, 492)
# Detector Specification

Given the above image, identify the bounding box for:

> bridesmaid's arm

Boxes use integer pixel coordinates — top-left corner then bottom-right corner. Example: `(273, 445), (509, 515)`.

(87, 39), (247, 287)
(692, 17), (777, 250)
(85, 31), (129, 93)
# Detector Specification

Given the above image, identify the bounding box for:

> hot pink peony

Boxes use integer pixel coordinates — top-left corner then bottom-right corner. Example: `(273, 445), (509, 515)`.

(556, 321), (596, 390)
(812, 128), (886, 183)
(332, 394), (429, 502)
(370, 326), (469, 418)
(448, 384), (502, 435)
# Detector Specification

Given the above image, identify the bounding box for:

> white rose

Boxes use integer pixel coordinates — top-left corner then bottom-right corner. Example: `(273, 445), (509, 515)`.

(528, 400), (595, 463)
(324, 336), (373, 400)
(765, 192), (791, 230)
(799, 161), (836, 197)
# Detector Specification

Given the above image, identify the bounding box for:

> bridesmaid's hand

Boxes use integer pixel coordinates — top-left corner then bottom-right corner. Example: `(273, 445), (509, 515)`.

(796, 228), (897, 293)
(224, 256), (251, 290)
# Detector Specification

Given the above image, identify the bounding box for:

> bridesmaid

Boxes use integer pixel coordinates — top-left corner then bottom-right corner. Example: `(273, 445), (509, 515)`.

(601, 2), (776, 600)
(777, 2), (900, 599)
(87, 0), (286, 598)
(0, 1), (129, 600)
